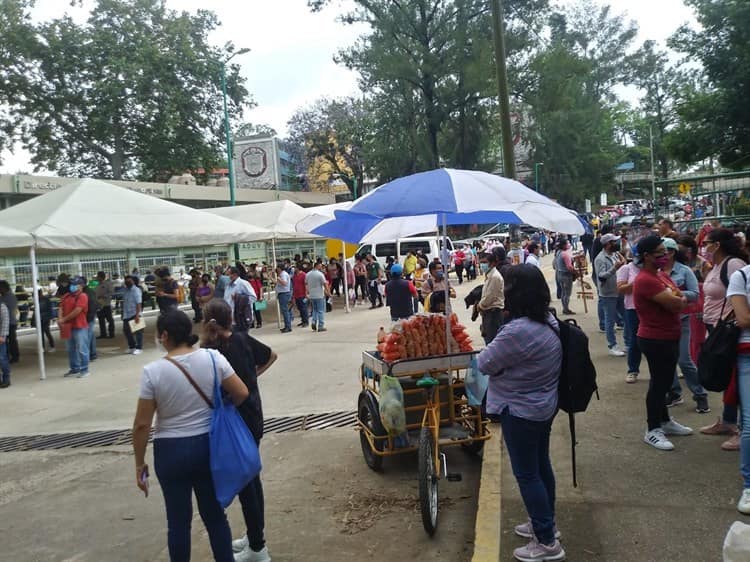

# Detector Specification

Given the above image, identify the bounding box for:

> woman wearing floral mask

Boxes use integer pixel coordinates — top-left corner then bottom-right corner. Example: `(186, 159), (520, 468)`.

(698, 229), (748, 450)
(633, 235), (692, 451)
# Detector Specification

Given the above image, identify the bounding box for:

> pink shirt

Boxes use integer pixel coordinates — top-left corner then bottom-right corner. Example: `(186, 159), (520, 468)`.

(703, 257), (745, 326)
(616, 262), (640, 309)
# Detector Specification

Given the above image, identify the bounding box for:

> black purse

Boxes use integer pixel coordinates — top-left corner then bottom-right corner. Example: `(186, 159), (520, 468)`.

(698, 299), (740, 392)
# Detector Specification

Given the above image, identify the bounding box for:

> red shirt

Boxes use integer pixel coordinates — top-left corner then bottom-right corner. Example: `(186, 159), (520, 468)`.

(633, 269), (681, 341)
(249, 277), (263, 299)
(61, 291), (89, 330)
(292, 271), (307, 298)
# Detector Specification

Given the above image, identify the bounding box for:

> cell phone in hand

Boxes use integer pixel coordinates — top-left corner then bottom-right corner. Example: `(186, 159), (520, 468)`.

(140, 468), (149, 497)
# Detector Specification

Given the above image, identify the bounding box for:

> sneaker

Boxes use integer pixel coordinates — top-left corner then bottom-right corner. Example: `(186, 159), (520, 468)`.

(0, 381), (10, 389)
(661, 417), (693, 436)
(615, 324), (624, 331)
(625, 372), (638, 384)
(700, 417), (738, 436)
(133, 349), (143, 355)
(317, 327), (327, 332)
(608, 346), (625, 357)
(514, 520), (562, 540)
(738, 489), (750, 515)
(234, 544), (272, 562)
(48, 347), (55, 353)
(232, 536), (248, 554)
(599, 327), (606, 333)
(513, 537), (565, 562)
(722, 434), (741, 451)
(76, 371), (90, 379)
(644, 428), (674, 451)
(665, 392), (684, 408)
(694, 395), (711, 414)
(63, 370), (79, 377)
(311, 323), (317, 332)
(126, 348), (135, 355)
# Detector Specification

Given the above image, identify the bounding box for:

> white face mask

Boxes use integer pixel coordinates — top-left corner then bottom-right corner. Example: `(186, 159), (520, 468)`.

(154, 335), (167, 355)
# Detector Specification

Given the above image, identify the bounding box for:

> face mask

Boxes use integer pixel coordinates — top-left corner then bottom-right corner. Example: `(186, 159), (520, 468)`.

(654, 256), (670, 269)
(154, 336), (167, 354)
(435, 271), (445, 280)
(69, 284), (78, 293)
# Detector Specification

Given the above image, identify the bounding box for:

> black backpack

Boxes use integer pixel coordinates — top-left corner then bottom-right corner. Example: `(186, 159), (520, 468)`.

(550, 316), (599, 487)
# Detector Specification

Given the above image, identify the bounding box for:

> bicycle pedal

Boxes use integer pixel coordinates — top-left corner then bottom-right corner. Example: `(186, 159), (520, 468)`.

(446, 473), (462, 482)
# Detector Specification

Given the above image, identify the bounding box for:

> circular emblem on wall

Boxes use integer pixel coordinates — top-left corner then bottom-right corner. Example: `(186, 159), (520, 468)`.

(241, 146), (268, 178)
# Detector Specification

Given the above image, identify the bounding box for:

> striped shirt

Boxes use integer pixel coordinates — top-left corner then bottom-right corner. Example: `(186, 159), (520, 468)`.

(0, 303), (8, 338)
(477, 313), (562, 422)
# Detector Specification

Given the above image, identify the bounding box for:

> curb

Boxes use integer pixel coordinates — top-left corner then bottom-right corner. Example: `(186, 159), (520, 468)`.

(472, 421), (502, 562)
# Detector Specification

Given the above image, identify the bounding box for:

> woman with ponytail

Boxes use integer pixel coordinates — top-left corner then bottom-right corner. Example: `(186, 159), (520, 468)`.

(131, 309), (249, 561)
(201, 299), (278, 562)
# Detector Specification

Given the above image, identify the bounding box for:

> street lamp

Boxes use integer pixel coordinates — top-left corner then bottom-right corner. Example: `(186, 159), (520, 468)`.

(534, 162), (544, 192)
(219, 48), (250, 260)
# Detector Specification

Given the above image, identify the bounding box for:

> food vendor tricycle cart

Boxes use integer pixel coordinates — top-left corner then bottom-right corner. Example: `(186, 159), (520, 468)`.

(358, 350), (491, 536)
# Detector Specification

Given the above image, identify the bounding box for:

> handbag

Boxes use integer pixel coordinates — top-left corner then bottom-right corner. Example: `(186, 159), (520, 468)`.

(254, 299), (267, 311)
(166, 350), (261, 508)
(698, 300), (741, 392)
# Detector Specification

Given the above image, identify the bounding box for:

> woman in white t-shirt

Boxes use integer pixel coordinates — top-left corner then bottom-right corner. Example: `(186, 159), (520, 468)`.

(132, 309), (248, 562)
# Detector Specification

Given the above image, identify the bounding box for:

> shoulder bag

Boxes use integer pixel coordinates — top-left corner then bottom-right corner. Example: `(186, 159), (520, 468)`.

(166, 350), (261, 508)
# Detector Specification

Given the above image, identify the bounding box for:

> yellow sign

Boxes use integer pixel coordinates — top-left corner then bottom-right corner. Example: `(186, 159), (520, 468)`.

(678, 182), (692, 194)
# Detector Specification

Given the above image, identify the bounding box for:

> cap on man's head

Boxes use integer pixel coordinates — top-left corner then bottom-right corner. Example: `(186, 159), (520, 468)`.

(390, 263), (403, 276)
(70, 275), (86, 286)
(662, 237), (678, 251)
(601, 233), (621, 245)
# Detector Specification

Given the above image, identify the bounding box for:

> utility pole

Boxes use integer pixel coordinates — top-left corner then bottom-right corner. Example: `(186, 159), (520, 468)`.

(490, 0), (515, 180)
(649, 126), (657, 218)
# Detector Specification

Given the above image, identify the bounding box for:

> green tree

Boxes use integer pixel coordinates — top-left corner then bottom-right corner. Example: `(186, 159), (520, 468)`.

(286, 97), (368, 197)
(2, 0), (250, 180)
(667, 0), (750, 169)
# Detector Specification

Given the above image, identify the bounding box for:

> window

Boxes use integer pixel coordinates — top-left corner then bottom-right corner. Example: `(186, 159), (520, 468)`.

(357, 244), (372, 257)
(399, 240), (430, 255)
(375, 243), (397, 257)
(438, 238), (454, 251)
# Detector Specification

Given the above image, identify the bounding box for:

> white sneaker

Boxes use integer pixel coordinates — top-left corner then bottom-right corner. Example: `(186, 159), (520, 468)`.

(133, 349), (143, 355)
(608, 346), (625, 357)
(125, 349), (135, 355)
(234, 544), (272, 562)
(514, 519), (562, 540)
(738, 489), (750, 515)
(661, 417), (693, 436)
(232, 536), (248, 554)
(644, 428), (674, 450)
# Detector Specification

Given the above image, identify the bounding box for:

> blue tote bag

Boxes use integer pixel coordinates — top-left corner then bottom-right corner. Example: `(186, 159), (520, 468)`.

(207, 351), (262, 508)
(168, 350), (262, 508)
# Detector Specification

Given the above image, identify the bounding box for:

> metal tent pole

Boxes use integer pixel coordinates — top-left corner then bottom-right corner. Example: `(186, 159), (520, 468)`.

(342, 240), (350, 313)
(30, 246), (46, 380)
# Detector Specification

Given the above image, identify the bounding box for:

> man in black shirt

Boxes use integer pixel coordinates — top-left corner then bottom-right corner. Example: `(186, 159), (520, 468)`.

(155, 268), (179, 315)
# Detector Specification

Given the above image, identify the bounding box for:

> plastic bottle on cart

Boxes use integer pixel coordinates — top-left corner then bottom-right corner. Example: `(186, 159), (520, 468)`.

(377, 326), (387, 344)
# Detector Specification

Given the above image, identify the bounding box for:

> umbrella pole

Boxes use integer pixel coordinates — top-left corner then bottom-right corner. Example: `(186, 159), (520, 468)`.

(30, 246), (46, 380)
(342, 240), (350, 313)
(441, 214), (451, 352)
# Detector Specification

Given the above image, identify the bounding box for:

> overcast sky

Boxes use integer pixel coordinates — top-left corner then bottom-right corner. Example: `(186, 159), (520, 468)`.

(0, 0), (697, 174)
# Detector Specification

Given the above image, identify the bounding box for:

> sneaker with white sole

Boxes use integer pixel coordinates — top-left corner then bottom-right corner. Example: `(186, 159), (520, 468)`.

(661, 417), (693, 436)
(513, 538), (566, 562)
(232, 536), (248, 554)
(738, 489), (750, 515)
(514, 520), (562, 540)
(133, 349), (143, 355)
(234, 544), (272, 562)
(608, 346), (625, 357)
(625, 372), (638, 384)
(125, 349), (135, 355)
(644, 428), (674, 450)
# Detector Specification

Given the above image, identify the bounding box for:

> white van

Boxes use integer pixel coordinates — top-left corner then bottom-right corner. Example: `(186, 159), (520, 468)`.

(354, 236), (454, 268)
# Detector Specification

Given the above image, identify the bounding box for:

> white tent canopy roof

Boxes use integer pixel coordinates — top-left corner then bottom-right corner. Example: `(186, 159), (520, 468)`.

(206, 200), (320, 240)
(0, 178), (271, 250)
(0, 225), (34, 249)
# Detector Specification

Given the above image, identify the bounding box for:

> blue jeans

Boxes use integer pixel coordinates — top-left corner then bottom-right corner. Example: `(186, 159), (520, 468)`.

(597, 295), (605, 331)
(600, 296), (619, 349)
(499, 409), (556, 545)
(311, 297), (326, 329)
(154, 433), (233, 562)
(671, 315), (707, 399)
(737, 354), (750, 487)
(624, 309), (642, 374)
(295, 297), (309, 325)
(616, 295), (625, 329)
(66, 327), (90, 373)
(0, 341), (9, 383)
(277, 291), (292, 330)
(88, 322), (97, 359)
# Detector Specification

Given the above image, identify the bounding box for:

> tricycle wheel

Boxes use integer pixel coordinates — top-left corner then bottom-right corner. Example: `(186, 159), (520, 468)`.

(418, 426), (439, 536)
(358, 390), (386, 472)
(453, 386), (486, 456)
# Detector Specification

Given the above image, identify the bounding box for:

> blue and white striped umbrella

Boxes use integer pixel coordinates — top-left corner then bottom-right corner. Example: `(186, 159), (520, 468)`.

(346, 168), (584, 235)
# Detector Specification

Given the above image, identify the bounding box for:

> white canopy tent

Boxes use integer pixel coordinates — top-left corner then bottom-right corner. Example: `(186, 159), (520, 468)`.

(0, 225), (34, 249)
(0, 178), (272, 379)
